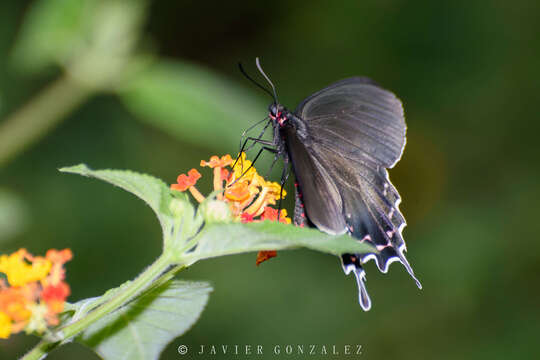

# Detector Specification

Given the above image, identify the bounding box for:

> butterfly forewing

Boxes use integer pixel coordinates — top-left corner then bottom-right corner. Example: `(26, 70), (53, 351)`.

(295, 77), (406, 168)
(284, 126), (347, 235)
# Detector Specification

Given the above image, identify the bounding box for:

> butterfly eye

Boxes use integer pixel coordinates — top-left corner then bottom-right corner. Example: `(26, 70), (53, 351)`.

(268, 104), (278, 117)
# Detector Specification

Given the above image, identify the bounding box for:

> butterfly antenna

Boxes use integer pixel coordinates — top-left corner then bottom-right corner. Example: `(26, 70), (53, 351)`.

(255, 57), (278, 104)
(238, 62), (274, 100)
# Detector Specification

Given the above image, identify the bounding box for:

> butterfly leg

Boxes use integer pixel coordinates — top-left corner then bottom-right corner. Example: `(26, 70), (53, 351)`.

(237, 118), (273, 155)
(264, 151), (281, 179)
(229, 145), (277, 186)
(232, 136), (276, 170)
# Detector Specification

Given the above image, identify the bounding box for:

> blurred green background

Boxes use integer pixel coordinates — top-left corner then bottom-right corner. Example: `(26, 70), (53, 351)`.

(1, 0), (539, 359)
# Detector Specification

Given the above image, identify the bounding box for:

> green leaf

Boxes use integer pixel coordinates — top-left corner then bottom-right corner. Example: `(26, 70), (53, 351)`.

(10, 0), (97, 72)
(76, 280), (212, 360)
(11, 0), (145, 77)
(59, 165), (376, 264)
(59, 164), (176, 239)
(117, 59), (266, 150)
(181, 221), (376, 265)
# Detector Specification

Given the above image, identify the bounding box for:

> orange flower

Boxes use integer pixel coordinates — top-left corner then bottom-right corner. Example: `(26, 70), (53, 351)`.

(200, 155), (233, 168)
(173, 153), (293, 225)
(220, 168), (230, 181)
(171, 169), (201, 191)
(256, 251), (277, 266)
(171, 169), (205, 203)
(224, 182), (251, 202)
(0, 248), (72, 339)
(43, 249), (72, 286)
(171, 153), (293, 266)
(201, 155), (234, 198)
(45, 249), (72, 265)
(0, 287), (33, 322)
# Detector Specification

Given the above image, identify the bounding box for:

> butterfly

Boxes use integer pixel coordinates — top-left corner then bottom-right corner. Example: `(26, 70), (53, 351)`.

(239, 58), (421, 310)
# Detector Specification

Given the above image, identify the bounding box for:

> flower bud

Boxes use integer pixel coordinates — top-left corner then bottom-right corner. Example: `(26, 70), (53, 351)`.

(169, 198), (190, 218)
(201, 200), (231, 223)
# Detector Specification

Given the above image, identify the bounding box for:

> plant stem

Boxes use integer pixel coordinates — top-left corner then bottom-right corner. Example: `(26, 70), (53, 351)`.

(21, 253), (177, 360)
(19, 339), (57, 360)
(0, 73), (94, 167)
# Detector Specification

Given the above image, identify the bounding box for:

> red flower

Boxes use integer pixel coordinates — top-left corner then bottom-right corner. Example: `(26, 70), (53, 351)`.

(240, 212), (255, 223)
(260, 207), (291, 224)
(41, 282), (70, 314)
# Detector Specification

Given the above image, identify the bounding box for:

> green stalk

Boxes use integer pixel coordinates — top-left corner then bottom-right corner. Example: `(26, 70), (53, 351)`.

(21, 253), (177, 360)
(0, 73), (94, 167)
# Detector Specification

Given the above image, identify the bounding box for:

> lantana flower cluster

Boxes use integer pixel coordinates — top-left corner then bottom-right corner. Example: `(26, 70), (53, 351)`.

(171, 153), (291, 265)
(0, 248), (72, 339)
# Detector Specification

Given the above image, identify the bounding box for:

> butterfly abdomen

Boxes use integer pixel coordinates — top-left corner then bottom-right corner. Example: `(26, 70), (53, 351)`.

(293, 182), (309, 228)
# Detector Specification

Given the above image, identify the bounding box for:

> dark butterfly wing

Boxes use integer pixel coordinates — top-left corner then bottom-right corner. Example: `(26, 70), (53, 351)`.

(295, 77), (406, 168)
(289, 77), (420, 310)
(284, 126), (347, 235)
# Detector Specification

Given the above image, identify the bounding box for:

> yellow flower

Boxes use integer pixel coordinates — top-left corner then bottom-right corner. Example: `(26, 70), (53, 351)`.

(265, 181), (287, 200)
(231, 153), (257, 182)
(0, 311), (12, 339)
(0, 249), (51, 287)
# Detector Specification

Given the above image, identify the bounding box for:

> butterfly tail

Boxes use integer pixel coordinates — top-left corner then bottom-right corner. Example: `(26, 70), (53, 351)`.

(341, 254), (372, 311)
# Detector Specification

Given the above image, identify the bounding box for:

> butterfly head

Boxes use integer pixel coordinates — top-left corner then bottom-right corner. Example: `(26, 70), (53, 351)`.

(269, 103), (288, 127)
